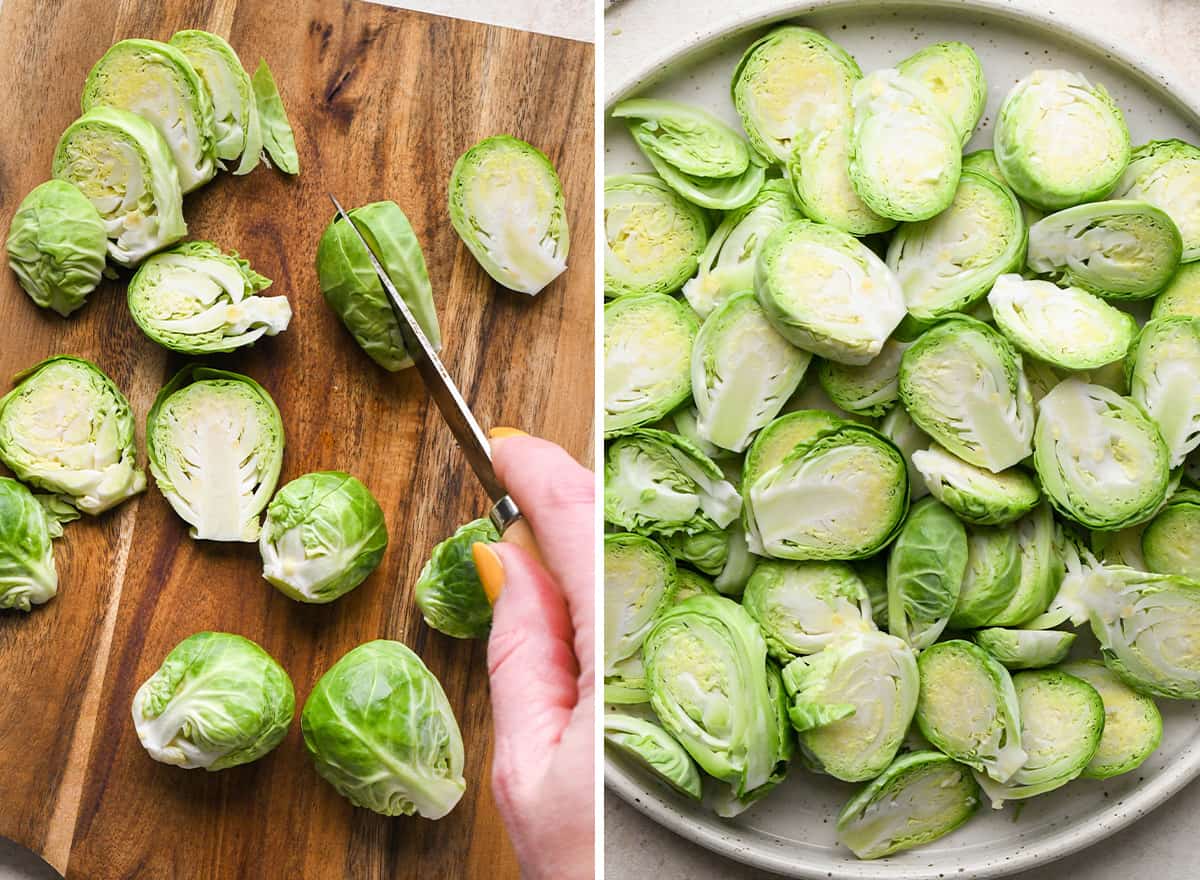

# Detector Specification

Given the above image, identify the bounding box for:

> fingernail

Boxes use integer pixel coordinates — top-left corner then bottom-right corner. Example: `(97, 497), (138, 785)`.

(488, 426), (528, 440)
(473, 542), (505, 604)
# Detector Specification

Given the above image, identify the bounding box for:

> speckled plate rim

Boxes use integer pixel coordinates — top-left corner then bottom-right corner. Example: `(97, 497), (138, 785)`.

(603, 2), (1200, 877)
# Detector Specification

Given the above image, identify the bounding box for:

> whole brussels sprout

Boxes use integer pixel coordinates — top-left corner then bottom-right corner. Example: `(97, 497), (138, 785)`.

(912, 444), (1040, 526)
(1112, 139), (1200, 261)
(817, 338), (907, 418)
(251, 59), (299, 175)
(897, 41), (986, 146)
(604, 174), (709, 299)
(604, 293), (697, 435)
(0, 477), (59, 612)
(169, 29), (261, 172)
(1060, 659), (1162, 780)
(1127, 316), (1200, 468)
(1152, 262), (1200, 319)
(414, 517), (498, 638)
(302, 640), (465, 818)
(604, 533), (676, 703)
(948, 523), (1022, 629)
(879, 406), (932, 501)
(1142, 488), (1200, 578)
(886, 497), (968, 650)
(605, 713), (702, 800)
(972, 628), (1075, 670)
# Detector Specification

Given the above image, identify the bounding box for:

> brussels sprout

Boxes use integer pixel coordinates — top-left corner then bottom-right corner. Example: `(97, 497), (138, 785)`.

(915, 640), (1027, 782)
(899, 316), (1034, 473)
(128, 241), (291, 354)
(743, 409), (845, 490)
(692, 292), (811, 453)
(743, 560), (874, 661)
(0, 478), (59, 612)
(817, 339), (907, 418)
(1027, 200), (1182, 301)
(682, 179), (801, 317)
(660, 405), (732, 462)
(662, 523), (755, 596)
(886, 171), (1027, 321)
(169, 30), (261, 172)
(962, 149), (1006, 183)
(673, 567), (718, 602)
(53, 106), (187, 266)
(994, 70), (1131, 211)
(745, 424), (908, 560)
(0, 356), (145, 514)
(713, 522), (758, 597)
(1142, 488), (1200, 578)
(251, 59), (299, 175)
(912, 444), (1040, 527)
(1092, 524), (1149, 570)
(755, 220), (906, 364)
(448, 135), (568, 295)
(879, 406), (931, 501)
(316, 201), (442, 372)
(132, 632), (294, 770)
(604, 293), (697, 435)
(259, 472), (388, 605)
(849, 69), (962, 222)
(1112, 139), (1200, 261)
(897, 42), (986, 146)
(81, 39), (217, 193)
(604, 713), (702, 800)
(1023, 527), (1099, 631)
(147, 366), (283, 542)
(414, 517), (498, 637)
(604, 533), (675, 703)
(974, 669), (1104, 807)
(302, 640), (464, 817)
(1127, 316), (1200, 468)
(604, 174), (709, 299)
(1152, 262), (1200, 319)
(644, 594), (789, 799)
(886, 498), (967, 650)
(949, 524), (1023, 628)
(986, 504), (1060, 627)
(1033, 380), (1170, 530)
(5, 180), (106, 317)
(1060, 659), (1162, 779)
(837, 750), (979, 860)
(973, 628), (1075, 670)
(781, 631), (918, 782)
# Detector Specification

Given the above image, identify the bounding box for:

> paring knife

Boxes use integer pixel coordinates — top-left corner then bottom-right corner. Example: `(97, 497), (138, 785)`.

(327, 193), (540, 593)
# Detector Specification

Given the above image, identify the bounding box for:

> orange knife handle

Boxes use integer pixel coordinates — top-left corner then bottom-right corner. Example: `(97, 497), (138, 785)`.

(502, 516), (543, 566)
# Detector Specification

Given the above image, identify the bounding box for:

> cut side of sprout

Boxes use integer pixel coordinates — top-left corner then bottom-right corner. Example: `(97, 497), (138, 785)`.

(604, 533), (676, 702)
(913, 444), (1040, 526)
(604, 293), (697, 435)
(604, 175), (709, 299)
(1127, 317), (1200, 468)
(1113, 139), (1200, 262)
(897, 42), (987, 147)
(1060, 659), (1163, 780)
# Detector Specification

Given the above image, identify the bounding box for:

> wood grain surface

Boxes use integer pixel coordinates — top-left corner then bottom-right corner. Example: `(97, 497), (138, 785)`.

(0, 1), (594, 877)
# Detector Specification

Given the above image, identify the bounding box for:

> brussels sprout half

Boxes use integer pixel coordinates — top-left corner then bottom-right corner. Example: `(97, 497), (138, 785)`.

(1113, 139), (1200, 261)
(743, 409), (846, 490)
(948, 523), (1022, 628)
(912, 444), (1040, 527)
(962, 149), (1006, 184)
(604, 293), (697, 435)
(1142, 488), (1200, 578)
(879, 406), (932, 501)
(973, 628), (1076, 670)
(604, 533), (676, 703)
(414, 517), (498, 638)
(1127, 316), (1200, 468)
(0, 477), (59, 612)
(788, 115), (896, 237)
(604, 713), (703, 800)
(1152, 262), (1200, 319)
(169, 29), (261, 171)
(886, 497), (967, 650)
(817, 338), (907, 418)
(897, 41), (986, 146)
(673, 567), (719, 602)
(604, 174), (709, 299)
(985, 504), (1059, 627)
(251, 59), (299, 175)
(1060, 659), (1163, 780)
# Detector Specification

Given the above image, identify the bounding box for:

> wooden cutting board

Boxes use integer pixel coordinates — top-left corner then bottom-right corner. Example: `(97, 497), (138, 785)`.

(0, 1), (594, 877)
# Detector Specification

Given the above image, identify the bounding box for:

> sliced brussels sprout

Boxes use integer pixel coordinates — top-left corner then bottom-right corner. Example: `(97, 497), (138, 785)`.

(973, 628), (1075, 670)
(168, 30), (260, 171)
(605, 293), (697, 436)
(673, 567), (719, 602)
(1060, 659), (1163, 779)
(897, 42), (986, 146)
(1027, 200), (1182, 301)
(604, 174), (709, 299)
(974, 669), (1104, 807)
(132, 632), (294, 770)
(886, 497), (967, 650)
(1127, 316), (1200, 467)
(660, 529), (728, 577)
(912, 444), (1039, 527)
(1152, 261), (1200, 319)
(1023, 526), (1099, 631)
(147, 366), (284, 542)
(745, 424), (908, 560)
(879, 406), (932, 500)
(316, 201), (441, 372)
(53, 106), (186, 266)
(661, 404), (732, 462)
(994, 70), (1131, 211)
(949, 524), (1023, 628)
(128, 241), (291, 354)
(849, 69), (962, 222)
(743, 560), (874, 661)
(1033, 380), (1170, 530)
(987, 504), (1060, 627)
(915, 640), (1027, 782)
(962, 149), (1006, 184)
(0, 356), (145, 514)
(1142, 488), (1200, 578)
(743, 409), (845, 490)
(755, 220), (906, 364)
(898, 316), (1034, 473)
(604, 713), (702, 800)
(682, 179), (801, 317)
(604, 533), (676, 703)
(5, 180), (107, 317)
(414, 517), (498, 638)
(1112, 139), (1200, 261)
(0, 477), (58, 612)
(613, 99), (765, 210)
(886, 171), (1026, 321)
(817, 338), (906, 418)
(448, 135), (568, 294)
(781, 631), (918, 782)
(837, 751), (979, 860)
(81, 39), (217, 193)
(251, 59), (298, 174)
(302, 640), (464, 817)
(788, 116), (896, 237)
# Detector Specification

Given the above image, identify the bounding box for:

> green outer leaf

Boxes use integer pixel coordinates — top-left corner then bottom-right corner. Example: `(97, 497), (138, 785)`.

(912, 444), (1041, 527)
(949, 523), (1022, 628)
(0, 477), (57, 611)
(414, 517), (498, 637)
(169, 29), (254, 163)
(886, 497), (967, 650)
(604, 713), (703, 800)
(252, 59), (298, 174)
(973, 628), (1075, 670)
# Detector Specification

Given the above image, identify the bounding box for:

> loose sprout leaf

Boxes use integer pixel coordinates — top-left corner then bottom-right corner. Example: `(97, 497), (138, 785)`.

(0, 477), (58, 612)
(604, 174), (709, 299)
(252, 59), (299, 174)
(604, 713), (703, 800)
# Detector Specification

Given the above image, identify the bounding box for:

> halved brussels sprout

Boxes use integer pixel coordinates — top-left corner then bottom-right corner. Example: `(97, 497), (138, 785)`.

(1142, 488), (1200, 578)
(0, 356), (145, 514)
(1033, 380), (1170, 530)
(1112, 139), (1200, 261)
(745, 424), (908, 560)
(605, 293), (697, 436)
(1152, 261), (1200, 319)
(1027, 200), (1182, 300)
(168, 30), (261, 171)
(962, 149), (1006, 183)
(974, 669), (1104, 807)
(973, 628), (1075, 670)
(1060, 659), (1162, 779)
(682, 179), (800, 317)
(604, 713), (702, 800)
(81, 39), (217, 193)
(0, 477), (58, 612)
(1127, 316), (1200, 468)
(849, 69), (962, 222)
(743, 560), (874, 661)
(837, 750), (979, 860)
(53, 106), (187, 266)
(132, 632), (294, 770)
(880, 406), (931, 500)
(6, 180), (107, 317)
(316, 201), (442, 372)
(1023, 527), (1098, 631)
(898, 316), (1034, 473)
(147, 366), (284, 542)
(692, 291), (811, 453)
(949, 524), (1022, 628)
(781, 631), (918, 782)
(817, 338), (906, 418)
(886, 497), (967, 650)
(987, 504), (1060, 627)
(674, 567), (718, 602)
(302, 640), (464, 818)
(251, 59), (299, 175)
(743, 409), (845, 490)
(415, 517), (499, 638)
(788, 116), (896, 236)
(755, 220), (906, 364)
(448, 135), (569, 295)
(994, 70), (1131, 211)
(604, 533), (676, 703)
(604, 174), (709, 299)
(897, 42), (986, 146)
(886, 171), (1027, 321)
(912, 444), (1040, 526)
(663, 523), (756, 597)
(915, 639), (1026, 782)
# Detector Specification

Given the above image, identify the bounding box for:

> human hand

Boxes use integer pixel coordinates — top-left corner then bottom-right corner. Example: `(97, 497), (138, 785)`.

(472, 431), (595, 880)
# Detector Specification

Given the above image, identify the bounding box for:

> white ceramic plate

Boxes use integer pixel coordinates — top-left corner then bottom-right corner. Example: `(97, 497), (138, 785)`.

(604, 2), (1200, 877)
